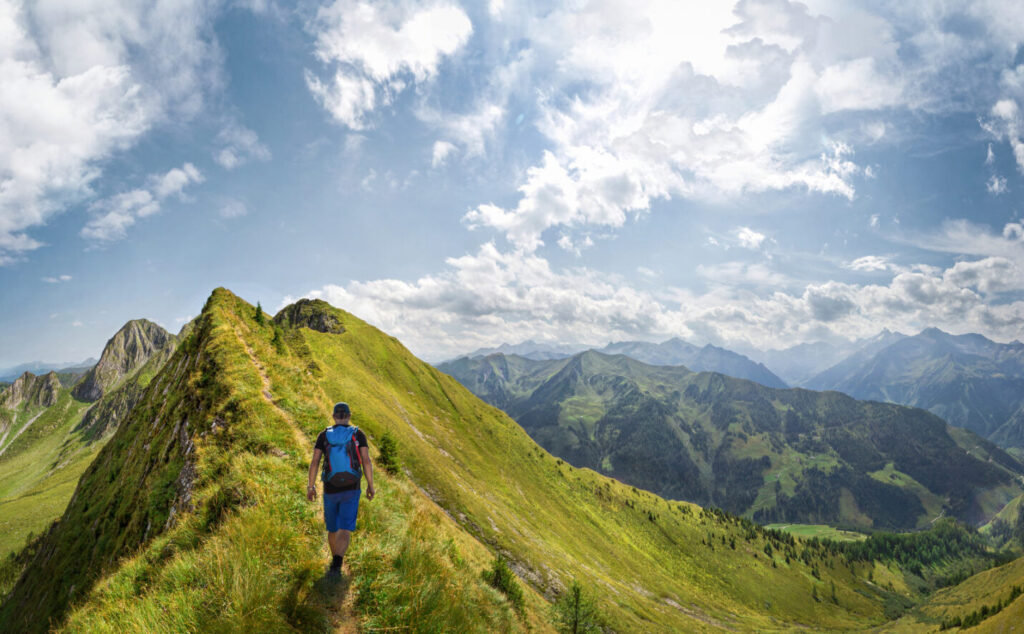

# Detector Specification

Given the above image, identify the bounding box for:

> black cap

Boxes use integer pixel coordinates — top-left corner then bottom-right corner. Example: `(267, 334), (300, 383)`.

(332, 402), (351, 418)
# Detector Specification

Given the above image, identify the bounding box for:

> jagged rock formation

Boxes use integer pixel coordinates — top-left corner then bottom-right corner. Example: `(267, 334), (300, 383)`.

(72, 320), (175, 402)
(0, 371), (61, 410)
(272, 298), (345, 334)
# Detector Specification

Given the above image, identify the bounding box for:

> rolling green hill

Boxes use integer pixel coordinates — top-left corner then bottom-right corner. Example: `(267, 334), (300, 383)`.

(438, 350), (1024, 530)
(2, 289), (993, 633)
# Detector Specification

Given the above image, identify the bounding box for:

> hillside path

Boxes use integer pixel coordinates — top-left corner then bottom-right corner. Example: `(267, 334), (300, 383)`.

(235, 329), (359, 634)
(0, 410), (45, 457)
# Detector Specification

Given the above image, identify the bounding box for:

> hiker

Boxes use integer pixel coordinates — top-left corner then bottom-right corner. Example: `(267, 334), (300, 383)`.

(307, 401), (375, 575)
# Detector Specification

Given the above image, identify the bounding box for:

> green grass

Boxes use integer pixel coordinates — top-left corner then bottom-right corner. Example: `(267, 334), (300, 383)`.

(0, 391), (94, 556)
(764, 523), (867, 542)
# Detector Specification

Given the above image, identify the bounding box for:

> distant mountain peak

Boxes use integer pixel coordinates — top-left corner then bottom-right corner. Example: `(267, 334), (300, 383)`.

(0, 370), (61, 409)
(72, 319), (175, 402)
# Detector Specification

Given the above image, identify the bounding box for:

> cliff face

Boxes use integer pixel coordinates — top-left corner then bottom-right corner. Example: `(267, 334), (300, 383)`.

(0, 371), (61, 410)
(72, 320), (176, 402)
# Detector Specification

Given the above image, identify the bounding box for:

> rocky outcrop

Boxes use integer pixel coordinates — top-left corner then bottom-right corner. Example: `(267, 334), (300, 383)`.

(72, 320), (175, 402)
(273, 299), (345, 334)
(1, 371), (61, 410)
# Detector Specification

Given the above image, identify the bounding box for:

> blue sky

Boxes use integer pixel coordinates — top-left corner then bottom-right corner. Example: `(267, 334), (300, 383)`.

(2, 0), (1024, 367)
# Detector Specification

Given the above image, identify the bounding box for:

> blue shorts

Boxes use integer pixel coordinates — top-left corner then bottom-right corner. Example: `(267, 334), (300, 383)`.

(323, 489), (361, 532)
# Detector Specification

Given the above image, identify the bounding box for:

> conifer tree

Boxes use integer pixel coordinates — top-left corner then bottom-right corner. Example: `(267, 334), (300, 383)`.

(552, 580), (603, 633)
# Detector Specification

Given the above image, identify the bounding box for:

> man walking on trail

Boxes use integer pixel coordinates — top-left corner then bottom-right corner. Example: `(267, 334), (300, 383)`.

(307, 402), (375, 576)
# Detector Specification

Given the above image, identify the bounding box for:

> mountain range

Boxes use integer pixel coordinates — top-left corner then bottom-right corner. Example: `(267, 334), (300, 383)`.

(455, 337), (787, 388)
(0, 358), (97, 384)
(438, 350), (1024, 531)
(0, 319), (179, 558)
(803, 328), (1024, 449)
(6, 289), (1022, 632)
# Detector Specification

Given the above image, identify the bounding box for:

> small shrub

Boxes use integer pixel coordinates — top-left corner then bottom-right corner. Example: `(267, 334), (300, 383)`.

(482, 556), (524, 612)
(271, 326), (287, 354)
(377, 430), (402, 475)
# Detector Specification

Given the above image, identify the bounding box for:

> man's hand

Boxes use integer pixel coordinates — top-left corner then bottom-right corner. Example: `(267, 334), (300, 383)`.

(366, 484), (375, 501)
(306, 485), (317, 501)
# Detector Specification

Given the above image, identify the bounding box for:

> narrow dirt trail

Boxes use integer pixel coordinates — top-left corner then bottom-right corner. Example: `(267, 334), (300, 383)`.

(235, 329), (360, 634)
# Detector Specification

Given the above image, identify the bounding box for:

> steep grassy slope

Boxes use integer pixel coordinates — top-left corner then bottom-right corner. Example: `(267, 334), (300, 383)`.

(0, 290), (943, 632)
(880, 554), (1024, 632)
(440, 351), (1024, 530)
(0, 388), (93, 556)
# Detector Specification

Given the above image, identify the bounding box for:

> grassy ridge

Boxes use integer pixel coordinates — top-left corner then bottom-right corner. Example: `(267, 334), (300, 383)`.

(248, 297), (902, 630)
(4, 289), (1013, 632)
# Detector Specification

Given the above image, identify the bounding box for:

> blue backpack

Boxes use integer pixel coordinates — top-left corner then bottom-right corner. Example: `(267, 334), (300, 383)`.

(322, 425), (362, 488)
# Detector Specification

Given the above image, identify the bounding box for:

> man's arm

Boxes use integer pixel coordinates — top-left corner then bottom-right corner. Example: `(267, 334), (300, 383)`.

(307, 448), (322, 501)
(360, 445), (375, 500)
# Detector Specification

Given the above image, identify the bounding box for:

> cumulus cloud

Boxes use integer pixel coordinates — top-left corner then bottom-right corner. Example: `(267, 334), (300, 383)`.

(306, 0), (472, 129)
(82, 163), (203, 242)
(982, 98), (1024, 171)
(293, 238), (1024, 360)
(846, 255), (892, 272)
(214, 122), (271, 169)
(431, 140), (456, 167)
(0, 0), (220, 264)
(735, 226), (767, 249)
(987, 174), (1008, 194)
(458, 1), (922, 250)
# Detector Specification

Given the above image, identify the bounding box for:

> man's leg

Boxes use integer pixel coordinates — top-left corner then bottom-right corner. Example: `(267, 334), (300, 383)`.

(328, 529), (352, 556)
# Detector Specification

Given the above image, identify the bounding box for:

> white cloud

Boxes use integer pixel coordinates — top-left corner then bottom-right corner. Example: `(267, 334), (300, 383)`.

(42, 274), (72, 283)
(986, 143), (995, 165)
(306, 69), (377, 130)
(987, 174), (1008, 194)
(735, 226), (767, 249)
(82, 163), (203, 242)
(815, 57), (902, 114)
(431, 140), (457, 167)
(306, 0), (472, 129)
(214, 122), (271, 169)
(0, 0), (220, 264)
(219, 199), (247, 219)
(870, 214), (880, 228)
(151, 163), (203, 199)
(697, 261), (791, 287)
(294, 237), (1024, 360)
(846, 255), (892, 272)
(458, 1), (929, 250)
(983, 98), (1024, 171)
